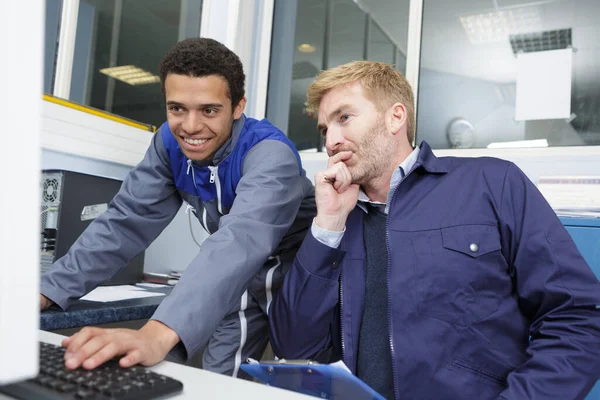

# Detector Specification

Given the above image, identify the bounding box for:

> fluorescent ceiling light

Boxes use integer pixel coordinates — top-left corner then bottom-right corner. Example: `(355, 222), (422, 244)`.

(100, 65), (160, 86)
(487, 139), (548, 149)
(297, 43), (316, 53)
(460, 7), (542, 44)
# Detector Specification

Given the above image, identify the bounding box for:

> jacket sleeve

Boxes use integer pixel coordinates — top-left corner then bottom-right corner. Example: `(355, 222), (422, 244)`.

(151, 140), (313, 360)
(497, 163), (600, 400)
(269, 230), (345, 360)
(40, 131), (182, 310)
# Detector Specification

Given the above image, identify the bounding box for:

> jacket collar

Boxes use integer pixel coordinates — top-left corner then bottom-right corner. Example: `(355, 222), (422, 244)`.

(416, 140), (448, 174)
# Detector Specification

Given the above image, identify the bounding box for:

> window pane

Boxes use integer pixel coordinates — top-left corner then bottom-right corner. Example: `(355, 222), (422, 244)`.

(289, 0), (327, 152)
(330, 0), (366, 66)
(270, 0), (410, 152)
(70, 0), (202, 127)
(418, 0), (600, 149)
(368, 21), (395, 66)
(44, 0), (62, 94)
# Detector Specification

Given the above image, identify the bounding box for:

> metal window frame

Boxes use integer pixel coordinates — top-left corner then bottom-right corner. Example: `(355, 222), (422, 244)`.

(405, 0), (424, 135)
(53, 0), (79, 99)
(201, 0), (274, 119)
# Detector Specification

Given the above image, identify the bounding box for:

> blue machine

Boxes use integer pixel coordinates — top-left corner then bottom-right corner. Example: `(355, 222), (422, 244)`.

(560, 216), (600, 400)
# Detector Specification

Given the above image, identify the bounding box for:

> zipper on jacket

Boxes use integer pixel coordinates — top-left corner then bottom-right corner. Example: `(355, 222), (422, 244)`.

(339, 271), (345, 362)
(186, 159), (198, 189)
(202, 207), (209, 233)
(208, 165), (223, 214)
(386, 163), (419, 400)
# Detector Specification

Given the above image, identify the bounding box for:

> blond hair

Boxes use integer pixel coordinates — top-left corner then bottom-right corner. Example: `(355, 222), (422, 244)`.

(307, 61), (415, 144)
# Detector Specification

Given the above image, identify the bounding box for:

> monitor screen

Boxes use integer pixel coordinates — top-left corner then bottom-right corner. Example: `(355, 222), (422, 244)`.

(0, 1), (43, 385)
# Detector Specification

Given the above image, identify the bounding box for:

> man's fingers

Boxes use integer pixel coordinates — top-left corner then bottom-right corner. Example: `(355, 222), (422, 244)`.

(65, 335), (109, 370)
(327, 151), (352, 168)
(120, 349), (143, 368)
(333, 176), (348, 192)
(335, 163), (353, 193)
(82, 342), (121, 370)
(60, 328), (165, 371)
(317, 168), (342, 188)
(63, 327), (103, 354)
(326, 161), (352, 193)
(321, 167), (347, 192)
(40, 294), (51, 310)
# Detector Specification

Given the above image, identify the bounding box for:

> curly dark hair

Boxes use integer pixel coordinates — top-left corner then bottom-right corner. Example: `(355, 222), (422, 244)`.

(159, 38), (245, 107)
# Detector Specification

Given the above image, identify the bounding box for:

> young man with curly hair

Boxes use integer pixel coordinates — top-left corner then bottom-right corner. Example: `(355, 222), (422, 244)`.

(40, 38), (316, 377)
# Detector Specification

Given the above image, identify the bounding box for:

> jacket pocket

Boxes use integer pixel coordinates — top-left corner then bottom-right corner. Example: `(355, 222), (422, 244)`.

(449, 358), (507, 386)
(411, 224), (506, 326)
(431, 357), (507, 400)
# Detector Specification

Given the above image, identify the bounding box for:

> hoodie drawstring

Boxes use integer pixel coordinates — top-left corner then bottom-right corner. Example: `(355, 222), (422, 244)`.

(186, 159), (197, 189)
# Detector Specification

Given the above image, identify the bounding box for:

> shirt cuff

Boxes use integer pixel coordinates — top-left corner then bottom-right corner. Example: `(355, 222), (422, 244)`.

(311, 218), (345, 248)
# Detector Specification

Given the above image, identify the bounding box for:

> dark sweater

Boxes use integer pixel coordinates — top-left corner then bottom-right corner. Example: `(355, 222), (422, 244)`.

(356, 204), (394, 399)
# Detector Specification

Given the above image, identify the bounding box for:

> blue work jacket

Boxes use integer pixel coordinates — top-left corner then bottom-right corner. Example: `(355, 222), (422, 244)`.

(270, 142), (600, 400)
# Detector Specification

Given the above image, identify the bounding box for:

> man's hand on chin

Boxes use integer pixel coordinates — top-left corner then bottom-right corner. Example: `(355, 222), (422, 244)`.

(61, 320), (181, 370)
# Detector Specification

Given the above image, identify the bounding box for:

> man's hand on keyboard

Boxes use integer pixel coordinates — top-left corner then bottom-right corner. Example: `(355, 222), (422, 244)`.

(40, 294), (54, 310)
(61, 320), (181, 370)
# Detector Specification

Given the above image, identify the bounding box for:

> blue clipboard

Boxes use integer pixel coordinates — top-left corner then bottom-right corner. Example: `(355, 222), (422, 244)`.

(241, 362), (385, 400)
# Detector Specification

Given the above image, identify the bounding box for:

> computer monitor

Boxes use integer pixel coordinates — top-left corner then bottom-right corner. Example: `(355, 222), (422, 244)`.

(0, 1), (43, 385)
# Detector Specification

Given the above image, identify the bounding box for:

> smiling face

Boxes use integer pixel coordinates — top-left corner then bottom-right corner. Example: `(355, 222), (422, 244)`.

(317, 82), (396, 185)
(165, 73), (246, 161)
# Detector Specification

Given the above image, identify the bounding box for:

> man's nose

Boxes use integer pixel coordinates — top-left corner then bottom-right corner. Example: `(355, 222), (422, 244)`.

(325, 126), (345, 153)
(182, 112), (204, 134)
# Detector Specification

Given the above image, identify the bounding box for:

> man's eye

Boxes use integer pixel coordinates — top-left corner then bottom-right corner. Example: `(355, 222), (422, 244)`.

(320, 128), (327, 137)
(169, 106), (183, 112)
(340, 114), (350, 122)
(205, 108), (217, 115)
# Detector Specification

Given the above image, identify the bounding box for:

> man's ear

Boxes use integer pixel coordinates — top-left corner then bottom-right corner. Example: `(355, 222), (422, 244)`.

(233, 97), (247, 119)
(388, 102), (407, 135)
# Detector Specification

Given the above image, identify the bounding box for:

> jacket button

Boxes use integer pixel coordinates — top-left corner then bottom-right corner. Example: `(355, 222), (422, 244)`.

(332, 261), (339, 269)
(469, 243), (479, 253)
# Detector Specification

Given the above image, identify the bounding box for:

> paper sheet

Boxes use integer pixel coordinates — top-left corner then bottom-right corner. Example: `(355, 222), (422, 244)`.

(80, 285), (166, 303)
(136, 282), (170, 289)
(538, 176), (600, 211)
(245, 358), (352, 374)
(515, 48), (572, 121)
(329, 360), (352, 374)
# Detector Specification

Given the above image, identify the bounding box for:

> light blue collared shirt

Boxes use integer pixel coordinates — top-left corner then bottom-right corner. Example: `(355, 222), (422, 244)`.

(312, 146), (421, 248)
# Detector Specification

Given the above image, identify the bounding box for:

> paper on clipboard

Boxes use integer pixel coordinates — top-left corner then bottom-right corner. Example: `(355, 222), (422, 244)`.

(80, 285), (166, 303)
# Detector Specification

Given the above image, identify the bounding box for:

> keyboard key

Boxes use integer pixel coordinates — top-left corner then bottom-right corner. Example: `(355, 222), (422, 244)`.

(58, 382), (76, 392)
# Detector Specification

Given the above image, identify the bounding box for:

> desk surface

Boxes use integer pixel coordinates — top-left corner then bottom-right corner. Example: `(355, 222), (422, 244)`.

(40, 287), (171, 331)
(0, 331), (311, 400)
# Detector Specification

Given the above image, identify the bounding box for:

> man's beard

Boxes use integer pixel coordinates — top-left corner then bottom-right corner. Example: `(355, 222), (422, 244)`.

(349, 122), (394, 185)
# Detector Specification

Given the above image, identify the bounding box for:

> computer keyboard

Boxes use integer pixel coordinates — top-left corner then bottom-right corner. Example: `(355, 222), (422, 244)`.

(0, 342), (183, 399)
